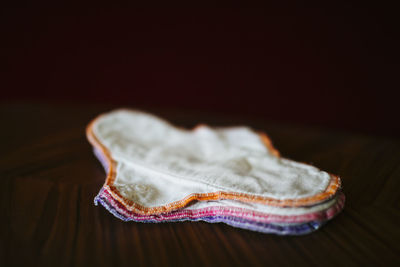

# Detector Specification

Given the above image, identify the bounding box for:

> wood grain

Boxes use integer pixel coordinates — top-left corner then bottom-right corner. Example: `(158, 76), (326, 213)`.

(1, 103), (399, 266)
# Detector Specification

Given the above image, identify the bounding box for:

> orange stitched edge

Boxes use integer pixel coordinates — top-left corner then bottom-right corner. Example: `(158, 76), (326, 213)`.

(86, 110), (341, 215)
(258, 132), (280, 157)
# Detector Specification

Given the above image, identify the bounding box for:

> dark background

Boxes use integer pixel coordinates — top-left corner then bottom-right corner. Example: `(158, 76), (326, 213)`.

(1, 6), (398, 136)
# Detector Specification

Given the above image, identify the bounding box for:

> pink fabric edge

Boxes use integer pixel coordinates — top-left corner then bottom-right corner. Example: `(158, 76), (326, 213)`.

(100, 186), (345, 224)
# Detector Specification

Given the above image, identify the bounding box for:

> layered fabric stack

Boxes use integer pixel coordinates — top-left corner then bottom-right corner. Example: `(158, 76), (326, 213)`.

(87, 109), (344, 235)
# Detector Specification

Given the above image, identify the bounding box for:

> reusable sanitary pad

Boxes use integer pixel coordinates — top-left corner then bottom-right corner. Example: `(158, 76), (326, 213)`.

(87, 109), (344, 235)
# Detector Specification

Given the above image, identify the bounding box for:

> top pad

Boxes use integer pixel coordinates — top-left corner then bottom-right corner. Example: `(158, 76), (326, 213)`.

(87, 109), (341, 214)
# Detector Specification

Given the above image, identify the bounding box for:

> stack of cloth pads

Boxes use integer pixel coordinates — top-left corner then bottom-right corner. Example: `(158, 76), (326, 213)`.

(87, 109), (344, 235)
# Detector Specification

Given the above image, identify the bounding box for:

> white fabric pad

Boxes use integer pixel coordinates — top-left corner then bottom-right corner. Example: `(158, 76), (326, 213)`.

(90, 109), (335, 208)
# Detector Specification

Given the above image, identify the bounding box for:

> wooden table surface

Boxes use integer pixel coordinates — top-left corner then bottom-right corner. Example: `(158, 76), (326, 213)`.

(1, 103), (399, 266)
